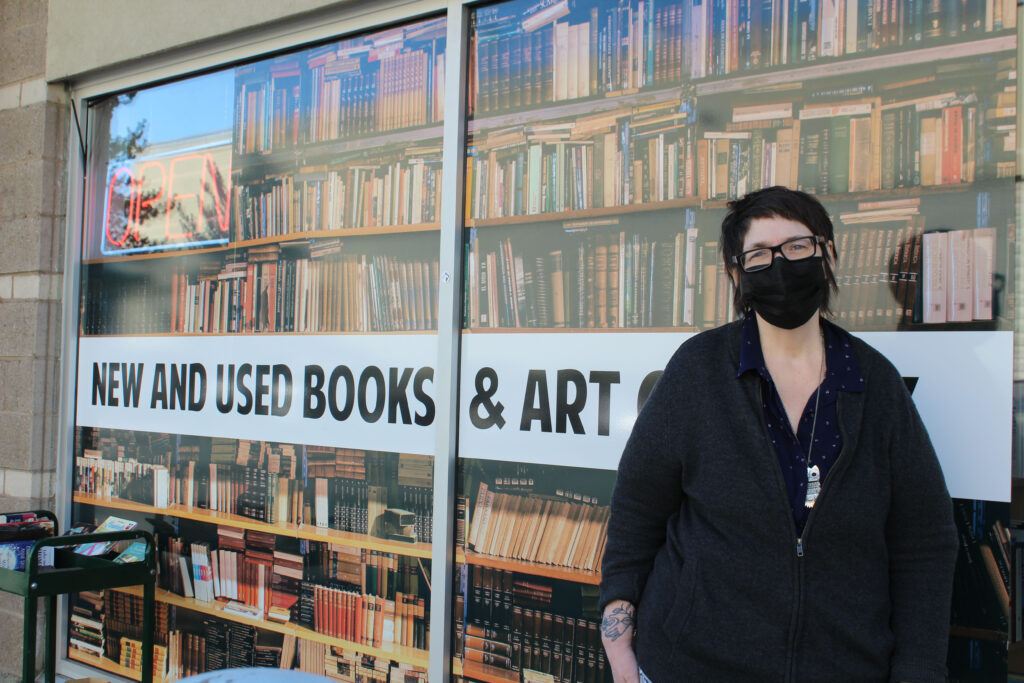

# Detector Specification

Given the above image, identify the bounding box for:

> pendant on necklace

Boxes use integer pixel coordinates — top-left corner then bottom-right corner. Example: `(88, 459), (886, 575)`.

(804, 465), (821, 508)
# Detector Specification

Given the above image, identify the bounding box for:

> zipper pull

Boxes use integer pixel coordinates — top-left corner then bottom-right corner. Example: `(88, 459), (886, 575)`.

(796, 538), (805, 557)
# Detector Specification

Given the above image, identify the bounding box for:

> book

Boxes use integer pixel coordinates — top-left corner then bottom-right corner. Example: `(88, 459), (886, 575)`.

(113, 540), (148, 564)
(75, 516), (137, 557)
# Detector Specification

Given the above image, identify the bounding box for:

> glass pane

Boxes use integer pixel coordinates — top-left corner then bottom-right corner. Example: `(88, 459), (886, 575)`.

(455, 2), (1016, 682)
(72, 16), (445, 682)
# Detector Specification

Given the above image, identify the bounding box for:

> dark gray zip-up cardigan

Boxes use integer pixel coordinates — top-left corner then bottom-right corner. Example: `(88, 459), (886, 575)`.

(599, 319), (958, 683)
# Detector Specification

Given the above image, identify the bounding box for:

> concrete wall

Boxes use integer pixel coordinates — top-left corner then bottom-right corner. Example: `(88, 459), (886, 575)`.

(46, 0), (359, 81)
(0, 0), (67, 677)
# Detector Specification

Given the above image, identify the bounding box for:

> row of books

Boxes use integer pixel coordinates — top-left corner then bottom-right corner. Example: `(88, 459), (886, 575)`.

(472, 1), (688, 115)
(307, 583), (428, 650)
(169, 619), (259, 677)
(309, 544), (425, 601)
(179, 461), (298, 525)
(466, 220), (722, 330)
(117, 637), (168, 680)
(69, 590), (105, 659)
(167, 629), (206, 679)
(234, 18), (445, 154)
(158, 247), (439, 335)
(163, 625), (427, 680)
(233, 151), (442, 239)
(294, 639), (427, 682)
(705, 80), (1014, 199)
(466, 83), (1012, 221)
(312, 480), (435, 543)
(466, 96), (695, 219)
(74, 452), (171, 507)
(469, 0), (1015, 109)
(919, 227), (997, 324)
(78, 461), (434, 546)
(75, 433), (437, 542)
(77, 429), (173, 466)
(685, 0), (1017, 78)
(306, 445), (369, 479)
(461, 566), (610, 682)
(158, 531), (301, 624)
(831, 199), (998, 326)
(468, 482), (610, 572)
(102, 590), (171, 662)
(80, 274), (171, 336)
(831, 210), (924, 328)
(951, 500), (1011, 638)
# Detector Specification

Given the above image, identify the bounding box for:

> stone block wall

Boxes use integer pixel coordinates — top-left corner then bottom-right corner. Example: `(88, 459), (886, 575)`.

(0, 0), (67, 677)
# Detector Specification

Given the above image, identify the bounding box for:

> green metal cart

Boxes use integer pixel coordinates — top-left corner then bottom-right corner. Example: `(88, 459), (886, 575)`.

(0, 510), (156, 683)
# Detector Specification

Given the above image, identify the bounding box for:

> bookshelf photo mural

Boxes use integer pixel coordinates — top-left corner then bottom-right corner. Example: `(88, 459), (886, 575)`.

(72, 15), (446, 682)
(455, 1), (1016, 682)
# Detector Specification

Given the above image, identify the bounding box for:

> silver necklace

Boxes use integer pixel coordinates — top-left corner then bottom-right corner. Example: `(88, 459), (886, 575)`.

(804, 334), (826, 509)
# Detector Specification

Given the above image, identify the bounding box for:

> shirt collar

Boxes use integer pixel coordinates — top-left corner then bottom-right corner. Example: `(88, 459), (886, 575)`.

(736, 315), (865, 394)
(737, 314), (769, 380)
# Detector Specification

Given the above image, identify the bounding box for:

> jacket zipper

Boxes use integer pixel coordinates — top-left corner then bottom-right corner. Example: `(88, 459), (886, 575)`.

(787, 393), (852, 682)
(755, 390), (804, 683)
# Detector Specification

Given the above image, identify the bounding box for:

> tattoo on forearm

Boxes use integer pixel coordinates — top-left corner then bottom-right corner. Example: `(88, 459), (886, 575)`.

(601, 604), (636, 642)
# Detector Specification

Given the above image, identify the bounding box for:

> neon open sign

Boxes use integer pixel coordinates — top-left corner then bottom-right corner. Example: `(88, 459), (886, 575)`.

(100, 141), (232, 256)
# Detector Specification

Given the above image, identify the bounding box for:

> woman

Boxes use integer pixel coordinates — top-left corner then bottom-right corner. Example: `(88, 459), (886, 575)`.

(599, 186), (957, 683)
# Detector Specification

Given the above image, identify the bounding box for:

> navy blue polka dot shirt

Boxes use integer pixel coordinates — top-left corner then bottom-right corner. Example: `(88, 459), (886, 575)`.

(737, 315), (866, 535)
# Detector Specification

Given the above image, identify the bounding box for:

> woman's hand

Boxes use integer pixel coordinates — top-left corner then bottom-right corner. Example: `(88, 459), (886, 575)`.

(601, 600), (639, 683)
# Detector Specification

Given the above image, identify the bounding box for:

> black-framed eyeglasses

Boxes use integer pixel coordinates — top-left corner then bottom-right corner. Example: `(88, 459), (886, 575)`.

(733, 235), (824, 273)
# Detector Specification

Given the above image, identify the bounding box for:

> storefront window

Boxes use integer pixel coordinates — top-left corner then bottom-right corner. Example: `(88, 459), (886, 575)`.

(454, 2), (1016, 680)
(72, 16), (445, 681)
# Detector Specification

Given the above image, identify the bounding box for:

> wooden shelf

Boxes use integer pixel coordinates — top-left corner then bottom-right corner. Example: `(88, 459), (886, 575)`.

(469, 84), (685, 132)
(74, 493), (434, 559)
(455, 658), (521, 683)
(232, 124), (444, 172)
(68, 647), (169, 683)
(694, 33), (1016, 96)
(456, 549), (601, 586)
(112, 585), (430, 669)
(83, 223), (440, 265)
(465, 198), (701, 228)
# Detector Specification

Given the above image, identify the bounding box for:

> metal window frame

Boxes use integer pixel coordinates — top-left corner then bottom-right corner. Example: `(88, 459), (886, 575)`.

(55, 1), (472, 680)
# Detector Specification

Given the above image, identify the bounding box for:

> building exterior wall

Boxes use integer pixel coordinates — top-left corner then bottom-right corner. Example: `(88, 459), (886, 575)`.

(0, 0), (67, 676)
(46, 0), (384, 81)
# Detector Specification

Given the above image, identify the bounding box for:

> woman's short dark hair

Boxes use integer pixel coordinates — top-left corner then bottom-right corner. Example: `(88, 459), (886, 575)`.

(720, 186), (839, 317)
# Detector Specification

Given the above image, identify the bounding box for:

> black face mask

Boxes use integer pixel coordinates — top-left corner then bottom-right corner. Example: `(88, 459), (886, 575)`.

(740, 256), (826, 329)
